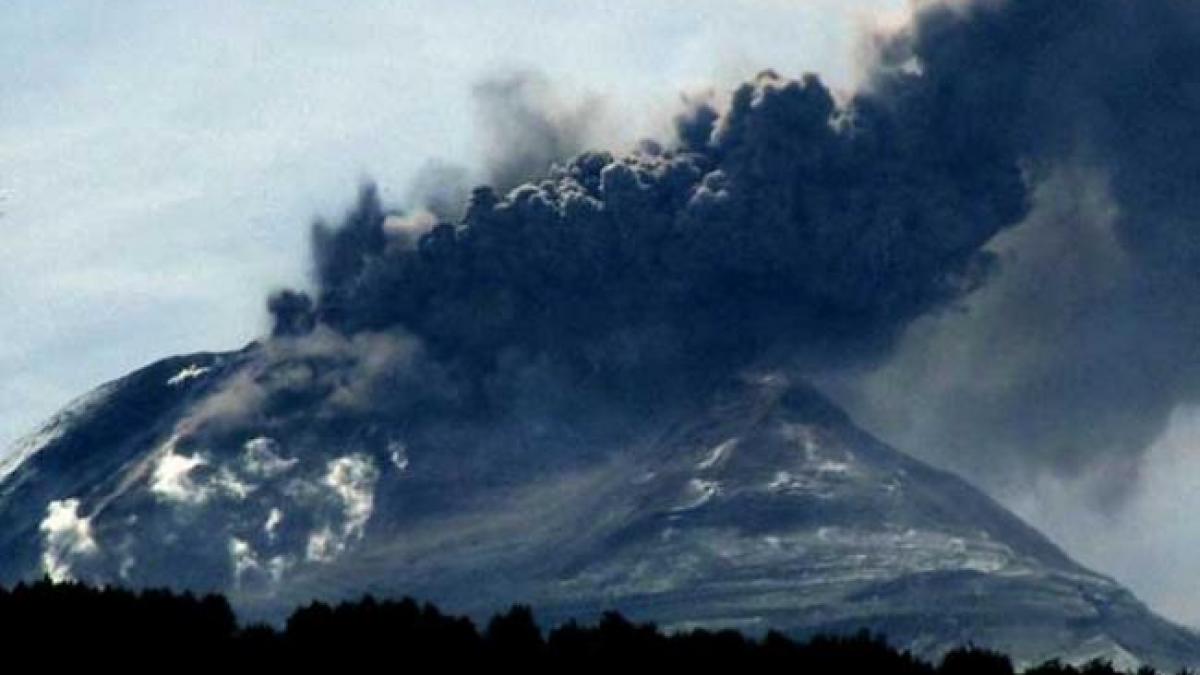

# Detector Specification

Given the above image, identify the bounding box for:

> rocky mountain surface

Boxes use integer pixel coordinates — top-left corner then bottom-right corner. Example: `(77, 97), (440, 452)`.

(2, 345), (1197, 669)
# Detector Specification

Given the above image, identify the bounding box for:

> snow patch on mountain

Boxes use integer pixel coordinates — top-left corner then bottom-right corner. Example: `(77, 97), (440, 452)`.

(166, 364), (211, 387)
(150, 434), (283, 506)
(674, 479), (722, 512)
(39, 498), (98, 582)
(230, 537), (292, 589)
(242, 437), (298, 478)
(150, 437), (211, 505)
(388, 440), (410, 472)
(697, 439), (737, 471)
(306, 454), (379, 563)
(264, 508), (284, 541)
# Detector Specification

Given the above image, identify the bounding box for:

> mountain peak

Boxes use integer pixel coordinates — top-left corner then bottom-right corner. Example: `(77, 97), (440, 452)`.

(1, 349), (1198, 669)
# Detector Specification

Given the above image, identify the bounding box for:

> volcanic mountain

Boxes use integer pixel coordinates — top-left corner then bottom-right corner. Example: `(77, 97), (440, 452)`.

(1, 343), (1197, 670)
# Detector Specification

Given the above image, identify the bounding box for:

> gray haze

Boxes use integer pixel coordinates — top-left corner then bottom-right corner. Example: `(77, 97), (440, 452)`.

(820, 0), (1200, 624)
(828, 0), (1200, 505)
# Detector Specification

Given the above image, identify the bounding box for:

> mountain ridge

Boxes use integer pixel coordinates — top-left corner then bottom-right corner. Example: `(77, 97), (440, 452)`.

(1, 344), (1198, 670)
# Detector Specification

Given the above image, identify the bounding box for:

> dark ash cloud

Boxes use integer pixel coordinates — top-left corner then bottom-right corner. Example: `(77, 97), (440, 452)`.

(827, 0), (1200, 503)
(270, 69), (1028, 404)
(268, 0), (1200, 503)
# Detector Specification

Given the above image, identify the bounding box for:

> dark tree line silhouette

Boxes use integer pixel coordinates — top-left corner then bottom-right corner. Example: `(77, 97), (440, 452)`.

(0, 578), (1185, 673)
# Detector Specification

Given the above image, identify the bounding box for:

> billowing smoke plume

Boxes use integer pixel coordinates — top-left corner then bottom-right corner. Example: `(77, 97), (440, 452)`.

(825, 0), (1200, 503)
(270, 69), (1027, 404)
(268, 0), (1200, 501)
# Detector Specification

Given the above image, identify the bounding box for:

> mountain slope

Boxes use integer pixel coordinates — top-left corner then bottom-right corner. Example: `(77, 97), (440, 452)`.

(1, 345), (1197, 669)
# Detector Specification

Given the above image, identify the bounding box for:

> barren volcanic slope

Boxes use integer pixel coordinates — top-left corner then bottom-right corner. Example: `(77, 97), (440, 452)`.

(2, 346), (1198, 669)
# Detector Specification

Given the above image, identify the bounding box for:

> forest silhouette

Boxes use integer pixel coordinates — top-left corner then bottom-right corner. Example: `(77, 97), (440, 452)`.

(0, 578), (1187, 673)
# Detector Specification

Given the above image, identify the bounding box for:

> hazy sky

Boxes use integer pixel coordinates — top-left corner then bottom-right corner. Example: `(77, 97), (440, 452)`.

(0, 0), (901, 451)
(6, 0), (1200, 629)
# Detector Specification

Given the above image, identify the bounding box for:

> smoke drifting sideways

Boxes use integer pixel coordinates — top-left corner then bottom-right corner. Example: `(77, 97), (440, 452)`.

(259, 0), (1200, 503)
(267, 66), (1028, 419)
(826, 0), (1200, 505)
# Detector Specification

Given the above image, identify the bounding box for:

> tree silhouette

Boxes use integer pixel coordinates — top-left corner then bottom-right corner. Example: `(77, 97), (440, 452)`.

(0, 578), (1175, 673)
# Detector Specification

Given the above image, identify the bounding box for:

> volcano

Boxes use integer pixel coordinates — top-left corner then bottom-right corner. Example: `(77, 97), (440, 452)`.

(1, 343), (1197, 669)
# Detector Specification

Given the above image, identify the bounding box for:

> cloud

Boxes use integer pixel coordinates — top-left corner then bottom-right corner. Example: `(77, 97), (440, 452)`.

(177, 324), (452, 441)
(272, 69), (1029, 410)
(252, 0), (1200, 521)
(2, 0), (915, 456)
(821, 0), (1200, 505)
(19, 0), (1200, 621)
